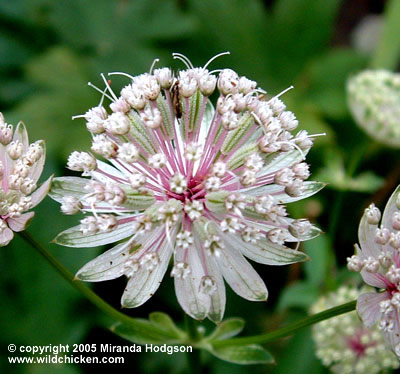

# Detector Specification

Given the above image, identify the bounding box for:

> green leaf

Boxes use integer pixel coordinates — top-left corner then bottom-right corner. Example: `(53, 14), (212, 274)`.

(208, 344), (274, 365)
(315, 149), (384, 192)
(207, 318), (245, 341)
(277, 281), (319, 311)
(112, 318), (185, 345)
(148, 312), (186, 340)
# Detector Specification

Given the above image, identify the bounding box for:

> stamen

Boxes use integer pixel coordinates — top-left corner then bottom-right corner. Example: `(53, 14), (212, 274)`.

(269, 85), (294, 100)
(88, 82), (114, 102)
(149, 58), (160, 74)
(72, 114), (86, 120)
(108, 72), (136, 80)
(100, 73), (118, 101)
(277, 140), (306, 160)
(203, 51), (230, 70)
(172, 53), (194, 69)
(209, 69), (223, 75)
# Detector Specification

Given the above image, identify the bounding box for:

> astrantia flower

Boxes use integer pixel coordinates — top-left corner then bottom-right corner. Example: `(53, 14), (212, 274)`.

(50, 53), (324, 322)
(311, 286), (399, 373)
(0, 112), (51, 246)
(347, 70), (400, 147)
(348, 185), (400, 356)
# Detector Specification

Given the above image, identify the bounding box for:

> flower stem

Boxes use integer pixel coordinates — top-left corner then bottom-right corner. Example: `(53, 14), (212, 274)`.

(19, 231), (148, 328)
(212, 300), (356, 347)
(184, 315), (202, 374)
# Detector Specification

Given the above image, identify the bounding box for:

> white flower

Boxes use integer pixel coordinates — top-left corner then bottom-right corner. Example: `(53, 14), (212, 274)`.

(0, 113), (51, 246)
(348, 184), (400, 357)
(311, 286), (399, 374)
(50, 53), (324, 322)
(347, 70), (400, 147)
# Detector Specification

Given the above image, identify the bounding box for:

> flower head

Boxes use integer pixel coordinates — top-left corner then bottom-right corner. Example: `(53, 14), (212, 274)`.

(311, 286), (399, 373)
(0, 113), (51, 246)
(50, 53), (323, 321)
(348, 185), (400, 357)
(347, 70), (400, 147)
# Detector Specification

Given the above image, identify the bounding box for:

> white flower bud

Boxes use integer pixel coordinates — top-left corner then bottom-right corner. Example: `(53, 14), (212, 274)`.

(169, 173), (187, 194)
(148, 153), (166, 168)
(7, 141), (23, 160)
(0, 123), (13, 145)
(199, 276), (217, 295)
(109, 97), (131, 113)
(104, 112), (131, 135)
(129, 172), (147, 189)
(67, 151), (97, 174)
(61, 196), (82, 215)
(218, 69), (239, 96)
(141, 107), (162, 129)
(170, 262), (191, 279)
(365, 203), (381, 224)
(121, 83), (146, 110)
(154, 68), (173, 89)
(199, 73), (217, 96)
(117, 142), (139, 163)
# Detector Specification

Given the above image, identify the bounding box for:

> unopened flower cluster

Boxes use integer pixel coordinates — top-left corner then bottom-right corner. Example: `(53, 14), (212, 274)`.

(348, 185), (400, 357)
(51, 54), (323, 321)
(0, 113), (51, 246)
(347, 70), (400, 147)
(311, 286), (399, 374)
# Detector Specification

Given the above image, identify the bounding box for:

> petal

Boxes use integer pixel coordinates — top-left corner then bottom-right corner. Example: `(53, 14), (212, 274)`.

(206, 255), (226, 323)
(92, 160), (126, 184)
(50, 176), (155, 212)
(358, 209), (380, 259)
(30, 175), (53, 207)
(0, 227), (14, 246)
(240, 238), (309, 265)
(260, 148), (309, 174)
(7, 212), (35, 232)
(382, 184), (400, 230)
(28, 140), (46, 184)
(197, 99), (215, 147)
(13, 121), (29, 151)
(360, 268), (388, 289)
(384, 312), (400, 354)
(216, 234), (268, 301)
(121, 229), (173, 308)
(50, 176), (88, 203)
(357, 291), (389, 327)
(244, 181), (326, 204)
(76, 240), (140, 281)
(174, 246), (210, 321)
(53, 215), (137, 248)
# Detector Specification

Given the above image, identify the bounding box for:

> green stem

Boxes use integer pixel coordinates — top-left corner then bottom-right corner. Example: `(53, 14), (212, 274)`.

(184, 315), (202, 373)
(19, 231), (146, 328)
(212, 300), (356, 347)
(370, 0), (400, 70)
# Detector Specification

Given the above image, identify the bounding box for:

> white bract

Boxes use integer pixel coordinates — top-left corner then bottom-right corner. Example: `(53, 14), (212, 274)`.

(50, 53), (324, 322)
(312, 286), (399, 374)
(348, 185), (400, 357)
(0, 113), (51, 246)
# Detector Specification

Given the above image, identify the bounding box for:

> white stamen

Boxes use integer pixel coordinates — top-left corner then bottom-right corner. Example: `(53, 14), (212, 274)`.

(203, 51), (230, 70)
(149, 58), (160, 74)
(172, 53), (194, 69)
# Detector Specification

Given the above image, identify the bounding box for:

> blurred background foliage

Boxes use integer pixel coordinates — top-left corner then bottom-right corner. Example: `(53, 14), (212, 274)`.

(1, 0), (399, 373)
